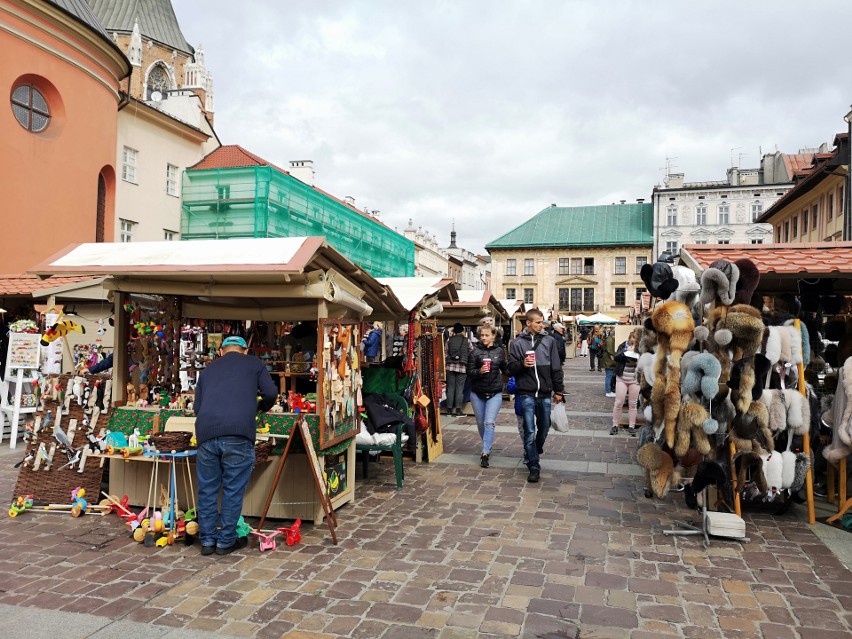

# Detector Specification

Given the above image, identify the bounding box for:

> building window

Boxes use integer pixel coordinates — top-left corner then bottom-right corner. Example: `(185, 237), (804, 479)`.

(802, 210), (809, 233)
(717, 239), (730, 245)
(583, 258), (595, 275)
(784, 221), (790, 242)
(119, 219), (135, 242)
(164, 229), (176, 241)
(523, 288), (534, 304)
(694, 239), (708, 245)
(718, 203), (729, 225)
(216, 185), (230, 200)
(583, 288), (595, 311)
(751, 239), (763, 244)
(122, 147), (138, 183)
(635, 256), (647, 273)
(570, 289), (582, 311)
(614, 288), (626, 306)
(751, 201), (763, 221)
(839, 186), (845, 216)
(665, 241), (678, 253)
(558, 288), (570, 310)
(524, 258), (535, 276)
(146, 64), (170, 100)
(505, 287), (516, 299)
(667, 205), (677, 226)
(506, 259), (516, 276)
(826, 197), (832, 224)
(776, 226), (781, 242)
(558, 258), (569, 275)
(166, 164), (178, 196)
(635, 287), (645, 300)
(11, 84), (50, 132)
(614, 257), (626, 275)
(570, 258), (582, 274)
(696, 204), (707, 225)
(791, 216), (798, 238)
(814, 204), (821, 228)
(96, 174), (106, 243)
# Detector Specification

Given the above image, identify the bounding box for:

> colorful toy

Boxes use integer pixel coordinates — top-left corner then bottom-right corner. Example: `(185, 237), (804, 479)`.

(278, 518), (302, 546)
(9, 495), (34, 518)
(250, 530), (281, 552)
(40, 318), (86, 346)
(70, 487), (88, 517)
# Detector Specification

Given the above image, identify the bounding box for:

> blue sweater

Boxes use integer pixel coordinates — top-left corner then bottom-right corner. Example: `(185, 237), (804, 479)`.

(194, 352), (278, 445)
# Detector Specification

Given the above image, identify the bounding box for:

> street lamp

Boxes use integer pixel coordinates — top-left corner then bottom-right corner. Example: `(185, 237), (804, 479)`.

(845, 106), (852, 241)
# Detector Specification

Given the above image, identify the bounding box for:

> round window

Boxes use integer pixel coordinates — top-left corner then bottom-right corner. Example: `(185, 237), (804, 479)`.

(11, 84), (50, 132)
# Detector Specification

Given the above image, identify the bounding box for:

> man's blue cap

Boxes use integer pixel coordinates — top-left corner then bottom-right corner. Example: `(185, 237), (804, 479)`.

(222, 336), (247, 348)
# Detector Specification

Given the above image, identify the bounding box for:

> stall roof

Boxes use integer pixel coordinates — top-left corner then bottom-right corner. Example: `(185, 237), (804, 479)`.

(497, 299), (525, 317)
(30, 238), (407, 320)
(579, 312), (620, 325)
(438, 289), (510, 323)
(678, 242), (852, 294)
(0, 273), (103, 297)
(377, 276), (458, 312)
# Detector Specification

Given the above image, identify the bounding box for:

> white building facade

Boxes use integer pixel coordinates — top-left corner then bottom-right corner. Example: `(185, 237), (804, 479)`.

(403, 221), (449, 278)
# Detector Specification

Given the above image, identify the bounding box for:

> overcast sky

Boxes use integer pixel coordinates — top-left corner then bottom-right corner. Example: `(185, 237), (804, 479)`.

(172, 0), (852, 254)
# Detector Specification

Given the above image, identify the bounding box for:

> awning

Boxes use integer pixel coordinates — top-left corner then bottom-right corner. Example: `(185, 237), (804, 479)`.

(578, 312), (620, 325)
(377, 276), (458, 314)
(438, 289), (510, 324)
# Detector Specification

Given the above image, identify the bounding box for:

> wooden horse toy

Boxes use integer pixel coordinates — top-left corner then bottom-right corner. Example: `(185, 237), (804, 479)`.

(250, 529), (281, 552)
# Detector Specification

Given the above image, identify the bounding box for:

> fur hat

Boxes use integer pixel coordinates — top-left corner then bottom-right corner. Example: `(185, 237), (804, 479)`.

(681, 352), (722, 400)
(636, 443), (679, 499)
(671, 265), (701, 309)
(727, 354), (772, 406)
(735, 451), (767, 495)
(684, 461), (730, 510)
(760, 451), (784, 500)
(732, 258), (760, 305)
(700, 260), (740, 306)
(641, 262), (679, 300)
(651, 301), (695, 448)
(675, 401), (711, 457)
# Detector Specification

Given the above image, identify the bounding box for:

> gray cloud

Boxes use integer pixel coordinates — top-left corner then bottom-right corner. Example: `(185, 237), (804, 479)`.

(174, 0), (852, 253)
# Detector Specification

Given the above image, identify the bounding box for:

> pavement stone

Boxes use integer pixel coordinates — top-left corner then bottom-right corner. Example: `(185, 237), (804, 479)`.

(0, 357), (850, 637)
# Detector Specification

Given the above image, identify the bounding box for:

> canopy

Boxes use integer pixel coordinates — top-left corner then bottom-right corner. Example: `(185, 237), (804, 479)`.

(578, 312), (619, 325)
(377, 276), (458, 314)
(438, 289), (510, 324)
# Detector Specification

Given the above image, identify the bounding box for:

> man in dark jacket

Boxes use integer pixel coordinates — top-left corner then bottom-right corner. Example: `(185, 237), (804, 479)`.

(194, 335), (278, 556)
(551, 322), (567, 365)
(601, 329), (617, 397)
(507, 309), (565, 483)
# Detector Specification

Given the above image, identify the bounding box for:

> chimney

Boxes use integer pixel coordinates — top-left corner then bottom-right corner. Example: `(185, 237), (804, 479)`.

(636, 198), (645, 203)
(288, 160), (315, 186)
(371, 210), (381, 219)
(550, 203), (557, 207)
(344, 195), (355, 207)
(619, 200), (626, 204)
(666, 173), (684, 188)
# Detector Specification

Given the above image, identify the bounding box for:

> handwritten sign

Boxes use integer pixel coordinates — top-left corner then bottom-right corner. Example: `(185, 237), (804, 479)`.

(7, 332), (41, 370)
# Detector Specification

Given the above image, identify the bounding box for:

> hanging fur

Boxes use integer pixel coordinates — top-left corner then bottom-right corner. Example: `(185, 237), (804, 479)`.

(762, 326), (781, 365)
(637, 352), (656, 387)
(783, 389), (811, 436)
(685, 461), (731, 510)
(778, 326), (792, 364)
(735, 451), (767, 495)
(780, 431), (796, 490)
(681, 352), (722, 400)
(760, 389), (787, 433)
(675, 401), (711, 457)
(760, 451), (784, 500)
(671, 265), (701, 310)
(790, 452), (811, 492)
(699, 260), (740, 306)
(636, 443), (679, 499)
(785, 323), (803, 365)
(651, 301), (695, 448)
(732, 258), (760, 306)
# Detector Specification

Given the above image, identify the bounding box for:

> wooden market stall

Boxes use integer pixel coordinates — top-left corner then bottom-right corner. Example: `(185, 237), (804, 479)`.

(26, 237), (406, 525)
(679, 241), (852, 525)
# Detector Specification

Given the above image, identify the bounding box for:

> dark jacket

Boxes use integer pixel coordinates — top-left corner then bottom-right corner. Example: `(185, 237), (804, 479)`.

(507, 329), (564, 398)
(446, 333), (470, 366)
(88, 353), (113, 374)
(601, 334), (616, 369)
(194, 351), (278, 445)
(363, 329), (381, 358)
(467, 342), (508, 396)
(614, 341), (638, 378)
(551, 331), (566, 364)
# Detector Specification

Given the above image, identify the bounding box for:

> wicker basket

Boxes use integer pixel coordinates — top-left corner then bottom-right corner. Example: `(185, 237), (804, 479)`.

(254, 441), (274, 465)
(150, 431), (193, 452)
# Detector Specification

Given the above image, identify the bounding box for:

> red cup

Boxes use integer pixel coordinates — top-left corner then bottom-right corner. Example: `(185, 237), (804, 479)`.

(525, 350), (535, 363)
(482, 358), (491, 372)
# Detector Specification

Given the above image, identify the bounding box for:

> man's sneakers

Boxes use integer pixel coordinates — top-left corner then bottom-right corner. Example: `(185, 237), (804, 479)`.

(609, 425), (619, 436)
(527, 469), (540, 483)
(480, 453), (489, 469)
(201, 545), (215, 556)
(215, 536), (249, 556)
(605, 392), (616, 398)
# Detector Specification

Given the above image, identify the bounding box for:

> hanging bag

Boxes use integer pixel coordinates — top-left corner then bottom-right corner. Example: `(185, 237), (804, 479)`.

(551, 401), (569, 432)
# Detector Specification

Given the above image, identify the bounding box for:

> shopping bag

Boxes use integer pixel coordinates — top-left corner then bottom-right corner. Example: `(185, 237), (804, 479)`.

(551, 402), (569, 432)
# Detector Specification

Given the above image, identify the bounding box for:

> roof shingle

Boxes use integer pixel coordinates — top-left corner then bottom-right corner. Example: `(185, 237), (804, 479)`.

(680, 242), (852, 276)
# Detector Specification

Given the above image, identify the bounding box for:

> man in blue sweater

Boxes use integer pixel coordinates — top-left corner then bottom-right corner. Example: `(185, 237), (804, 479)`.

(194, 335), (278, 556)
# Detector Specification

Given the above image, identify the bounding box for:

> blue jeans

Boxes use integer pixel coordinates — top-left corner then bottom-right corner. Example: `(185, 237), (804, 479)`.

(197, 436), (255, 548)
(605, 368), (615, 393)
(470, 392), (503, 455)
(518, 394), (551, 471)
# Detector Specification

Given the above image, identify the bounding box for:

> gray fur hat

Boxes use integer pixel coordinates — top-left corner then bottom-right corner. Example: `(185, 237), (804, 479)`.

(681, 352), (722, 399)
(700, 260), (740, 306)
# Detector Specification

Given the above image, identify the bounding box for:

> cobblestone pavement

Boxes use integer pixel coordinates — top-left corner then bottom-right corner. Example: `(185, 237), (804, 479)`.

(0, 356), (850, 638)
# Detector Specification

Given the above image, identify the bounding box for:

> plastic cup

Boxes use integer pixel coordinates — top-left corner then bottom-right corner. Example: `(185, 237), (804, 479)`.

(482, 358), (491, 372)
(525, 350), (535, 363)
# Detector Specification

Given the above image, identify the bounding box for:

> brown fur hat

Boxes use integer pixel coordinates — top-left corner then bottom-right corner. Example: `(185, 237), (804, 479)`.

(652, 301), (695, 358)
(735, 451), (767, 495)
(636, 443), (679, 499)
(733, 258), (760, 305)
(675, 401), (712, 458)
(651, 301), (695, 448)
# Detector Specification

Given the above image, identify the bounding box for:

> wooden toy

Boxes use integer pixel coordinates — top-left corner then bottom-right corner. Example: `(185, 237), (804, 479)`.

(70, 487), (87, 517)
(278, 518), (302, 546)
(250, 530), (281, 552)
(9, 495), (34, 517)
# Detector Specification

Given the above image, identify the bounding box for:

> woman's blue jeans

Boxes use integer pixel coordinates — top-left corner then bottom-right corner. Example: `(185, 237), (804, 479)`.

(470, 392), (503, 455)
(197, 436), (255, 548)
(518, 394), (551, 471)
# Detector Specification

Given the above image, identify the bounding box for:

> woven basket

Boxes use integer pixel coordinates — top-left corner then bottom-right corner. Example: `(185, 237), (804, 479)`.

(254, 441), (274, 465)
(150, 431), (193, 452)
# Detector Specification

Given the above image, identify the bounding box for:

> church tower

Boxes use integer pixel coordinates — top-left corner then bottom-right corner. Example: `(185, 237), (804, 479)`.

(87, 0), (214, 123)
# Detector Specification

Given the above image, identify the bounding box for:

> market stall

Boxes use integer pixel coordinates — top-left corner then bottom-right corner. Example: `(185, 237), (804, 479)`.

(22, 237), (406, 526)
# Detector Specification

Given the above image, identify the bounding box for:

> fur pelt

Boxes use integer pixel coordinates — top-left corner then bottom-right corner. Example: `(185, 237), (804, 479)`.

(759, 389), (787, 433)
(675, 401), (711, 457)
(824, 359), (852, 463)
(636, 443), (678, 498)
(728, 354), (771, 413)
(637, 326), (657, 356)
(735, 451), (767, 495)
(671, 265), (701, 309)
(652, 301), (695, 448)
(700, 260), (740, 306)
(784, 322), (803, 365)
(681, 352), (721, 400)
(761, 451), (784, 499)
(731, 401), (773, 453)
(783, 388), (811, 436)
(762, 326), (781, 365)
(791, 452), (811, 492)
(684, 461), (730, 510)
(680, 350), (699, 381)
(779, 326), (791, 364)
(733, 258), (760, 306)
(711, 392), (736, 427)
(780, 431), (796, 490)
(637, 352), (656, 387)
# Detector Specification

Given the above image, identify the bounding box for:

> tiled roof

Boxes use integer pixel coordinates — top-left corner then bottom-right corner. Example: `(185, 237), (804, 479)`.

(87, 0), (193, 54)
(0, 274), (101, 296)
(679, 242), (852, 276)
(485, 203), (653, 250)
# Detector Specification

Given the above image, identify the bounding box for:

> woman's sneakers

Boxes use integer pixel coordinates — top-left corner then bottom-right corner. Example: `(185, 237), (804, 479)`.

(609, 425), (619, 436)
(480, 453), (489, 468)
(628, 426), (637, 437)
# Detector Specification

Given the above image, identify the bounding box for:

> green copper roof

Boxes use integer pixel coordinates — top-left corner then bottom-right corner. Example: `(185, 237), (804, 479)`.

(485, 203), (653, 250)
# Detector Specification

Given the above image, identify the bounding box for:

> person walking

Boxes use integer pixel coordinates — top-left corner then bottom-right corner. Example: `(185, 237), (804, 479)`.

(194, 335), (278, 556)
(609, 332), (641, 436)
(589, 326), (603, 372)
(551, 322), (567, 366)
(579, 326), (590, 358)
(602, 329), (617, 397)
(445, 323), (470, 417)
(361, 322), (382, 362)
(508, 309), (565, 483)
(468, 324), (508, 468)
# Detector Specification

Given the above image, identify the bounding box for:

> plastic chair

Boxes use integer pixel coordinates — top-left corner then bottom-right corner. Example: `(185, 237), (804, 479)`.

(356, 393), (407, 490)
